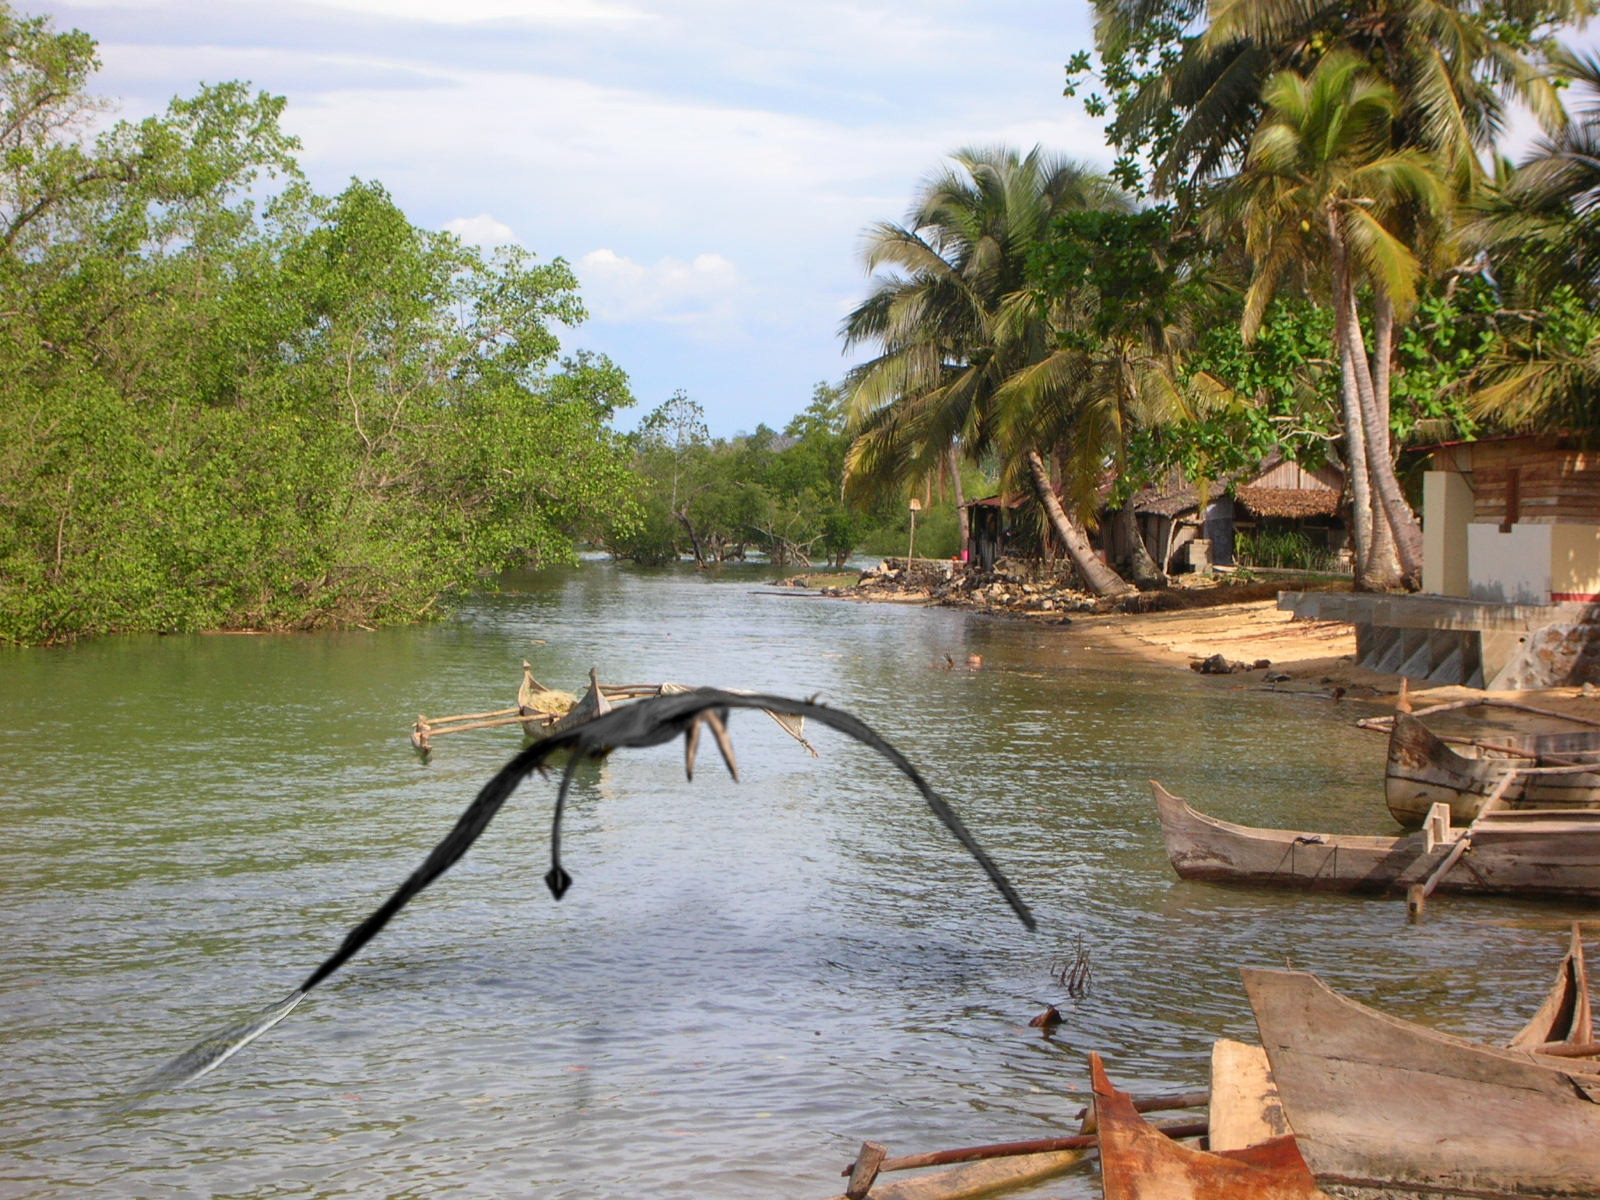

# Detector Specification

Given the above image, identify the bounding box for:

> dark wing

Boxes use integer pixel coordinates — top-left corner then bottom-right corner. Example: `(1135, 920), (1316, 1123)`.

(132, 688), (1032, 1097)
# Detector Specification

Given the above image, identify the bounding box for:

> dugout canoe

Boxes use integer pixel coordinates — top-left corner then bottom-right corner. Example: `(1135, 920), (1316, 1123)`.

(1091, 1051), (1328, 1199)
(1510, 922), (1592, 1051)
(1151, 780), (1600, 900)
(1387, 710), (1600, 828)
(1243, 967), (1600, 1198)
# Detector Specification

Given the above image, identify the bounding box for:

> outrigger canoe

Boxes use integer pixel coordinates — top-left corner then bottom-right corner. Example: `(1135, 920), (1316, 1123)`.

(1386, 710), (1600, 828)
(1091, 1052), (1328, 1199)
(413, 665), (818, 758)
(1151, 781), (1600, 901)
(1243, 967), (1600, 1198)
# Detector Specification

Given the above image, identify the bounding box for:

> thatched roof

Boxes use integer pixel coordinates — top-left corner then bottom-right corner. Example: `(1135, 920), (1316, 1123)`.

(1134, 486), (1203, 517)
(1235, 485), (1342, 518)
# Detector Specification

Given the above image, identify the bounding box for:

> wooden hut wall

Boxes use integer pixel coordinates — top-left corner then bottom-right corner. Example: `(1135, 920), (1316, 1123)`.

(1465, 445), (1600, 525)
(967, 503), (1006, 571)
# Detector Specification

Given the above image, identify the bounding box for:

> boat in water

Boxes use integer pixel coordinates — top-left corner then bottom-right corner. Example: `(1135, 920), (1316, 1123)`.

(1243, 966), (1600, 1198)
(1385, 709), (1600, 827)
(1151, 780), (1600, 901)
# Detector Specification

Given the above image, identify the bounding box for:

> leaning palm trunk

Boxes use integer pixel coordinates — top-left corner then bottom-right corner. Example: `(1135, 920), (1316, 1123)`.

(1024, 450), (1136, 597)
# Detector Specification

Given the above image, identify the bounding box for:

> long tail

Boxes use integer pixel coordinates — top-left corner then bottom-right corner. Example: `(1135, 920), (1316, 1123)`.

(121, 989), (306, 1103)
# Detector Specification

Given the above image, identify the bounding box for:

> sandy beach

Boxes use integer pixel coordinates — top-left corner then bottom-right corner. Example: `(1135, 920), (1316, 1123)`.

(815, 566), (1600, 724)
(1058, 594), (1600, 724)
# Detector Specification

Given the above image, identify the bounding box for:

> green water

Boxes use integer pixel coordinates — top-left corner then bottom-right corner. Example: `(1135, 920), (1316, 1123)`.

(0, 562), (1583, 1198)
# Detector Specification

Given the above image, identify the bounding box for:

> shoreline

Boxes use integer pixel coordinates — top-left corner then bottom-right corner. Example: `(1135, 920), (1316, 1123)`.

(797, 568), (1600, 724)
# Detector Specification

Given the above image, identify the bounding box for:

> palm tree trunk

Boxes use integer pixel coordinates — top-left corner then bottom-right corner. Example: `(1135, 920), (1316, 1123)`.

(1329, 226), (1400, 590)
(1364, 292), (1424, 588)
(948, 441), (969, 559)
(1113, 500), (1166, 589)
(1024, 449), (1135, 597)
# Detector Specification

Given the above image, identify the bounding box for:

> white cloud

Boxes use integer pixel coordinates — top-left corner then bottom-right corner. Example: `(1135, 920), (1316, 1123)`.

(577, 248), (745, 338)
(443, 212), (520, 248)
(70, 0), (655, 26)
(81, 0), (1108, 432)
(314, 0), (652, 24)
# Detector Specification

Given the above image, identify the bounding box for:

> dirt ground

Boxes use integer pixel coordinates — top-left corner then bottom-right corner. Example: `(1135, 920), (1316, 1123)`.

(1066, 595), (1600, 724)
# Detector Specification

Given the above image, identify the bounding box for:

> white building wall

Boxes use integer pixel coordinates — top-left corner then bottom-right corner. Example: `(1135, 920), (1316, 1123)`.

(1468, 523), (1552, 605)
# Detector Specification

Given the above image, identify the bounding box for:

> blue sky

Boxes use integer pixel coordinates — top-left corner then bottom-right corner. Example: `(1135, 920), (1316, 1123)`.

(45, 0), (1111, 435)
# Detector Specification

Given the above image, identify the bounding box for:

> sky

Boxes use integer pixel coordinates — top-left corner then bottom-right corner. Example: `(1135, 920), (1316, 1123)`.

(42, 0), (1112, 436)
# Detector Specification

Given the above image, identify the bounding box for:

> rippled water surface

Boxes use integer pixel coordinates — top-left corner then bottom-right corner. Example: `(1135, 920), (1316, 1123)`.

(0, 563), (1585, 1198)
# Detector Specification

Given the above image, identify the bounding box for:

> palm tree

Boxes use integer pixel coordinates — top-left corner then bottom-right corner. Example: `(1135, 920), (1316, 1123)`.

(991, 211), (1203, 588)
(1209, 51), (1447, 588)
(1462, 45), (1600, 436)
(841, 146), (1137, 596)
(1095, 0), (1576, 196)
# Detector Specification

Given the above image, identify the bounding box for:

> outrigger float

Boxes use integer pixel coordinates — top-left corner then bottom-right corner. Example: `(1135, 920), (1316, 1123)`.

(409, 662), (819, 760)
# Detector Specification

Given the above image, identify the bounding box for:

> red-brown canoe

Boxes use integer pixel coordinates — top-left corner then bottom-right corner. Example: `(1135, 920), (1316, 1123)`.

(1090, 1052), (1328, 1199)
(1509, 923), (1592, 1051)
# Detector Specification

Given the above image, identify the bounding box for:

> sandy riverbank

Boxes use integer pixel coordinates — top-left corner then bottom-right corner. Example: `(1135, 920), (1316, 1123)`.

(1067, 595), (1600, 723)
(805, 568), (1600, 724)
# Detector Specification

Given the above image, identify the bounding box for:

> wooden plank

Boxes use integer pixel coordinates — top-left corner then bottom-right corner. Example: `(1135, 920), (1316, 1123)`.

(1208, 1039), (1291, 1153)
(845, 1142), (887, 1199)
(820, 1149), (1084, 1200)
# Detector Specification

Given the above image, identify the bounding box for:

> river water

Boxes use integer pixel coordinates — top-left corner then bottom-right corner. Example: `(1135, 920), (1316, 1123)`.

(0, 562), (1582, 1198)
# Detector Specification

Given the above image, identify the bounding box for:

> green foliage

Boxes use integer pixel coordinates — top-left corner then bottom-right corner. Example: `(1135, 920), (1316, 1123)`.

(0, 7), (636, 644)
(1236, 527), (1340, 572)
(1028, 206), (1208, 343)
(1391, 279), (1492, 441)
(609, 381), (869, 568)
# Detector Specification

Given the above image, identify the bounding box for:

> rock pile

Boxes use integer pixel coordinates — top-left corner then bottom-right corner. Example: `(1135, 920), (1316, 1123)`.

(822, 558), (1098, 621)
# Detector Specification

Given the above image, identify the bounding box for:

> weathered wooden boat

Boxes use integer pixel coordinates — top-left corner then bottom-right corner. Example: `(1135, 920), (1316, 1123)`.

(1091, 1051), (1328, 1199)
(538, 667), (612, 736)
(1386, 709), (1600, 827)
(1243, 967), (1600, 1198)
(1151, 780), (1600, 900)
(1509, 922), (1592, 1051)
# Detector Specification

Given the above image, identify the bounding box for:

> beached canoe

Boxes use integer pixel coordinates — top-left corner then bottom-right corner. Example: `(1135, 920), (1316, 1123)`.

(1510, 922), (1592, 1051)
(1151, 780), (1600, 900)
(1091, 1051), (1328, 1199)
(1387, 710), (1600, 828)
(1243, 967), (1600, 1198)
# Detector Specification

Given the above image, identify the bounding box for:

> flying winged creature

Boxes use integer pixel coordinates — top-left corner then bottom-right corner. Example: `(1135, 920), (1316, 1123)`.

(131, 688), (1035, 1099)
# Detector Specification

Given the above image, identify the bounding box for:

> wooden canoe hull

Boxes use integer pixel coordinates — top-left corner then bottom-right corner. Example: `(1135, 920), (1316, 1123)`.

(1387, 712), (1600, 828)
(1091, 1052), (1328, 1199)
(1151, 781), (1600, 900)
(1510, 923), (1592, 1051)
(1243, 968), (1600, 1198)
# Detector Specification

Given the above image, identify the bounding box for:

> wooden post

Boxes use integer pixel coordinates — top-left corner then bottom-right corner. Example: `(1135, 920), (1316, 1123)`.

(844, 1141), (887, 1199)
(1409, 767), (1521, 923)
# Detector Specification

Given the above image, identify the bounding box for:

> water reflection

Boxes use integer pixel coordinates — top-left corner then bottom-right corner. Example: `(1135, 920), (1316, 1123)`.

(0, 561), (1582, 1198)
